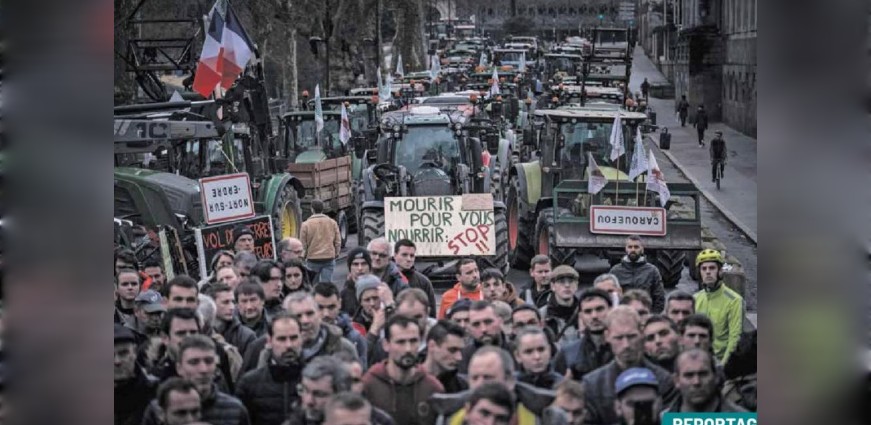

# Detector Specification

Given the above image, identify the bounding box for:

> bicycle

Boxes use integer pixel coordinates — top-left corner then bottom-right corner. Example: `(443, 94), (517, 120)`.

(712, 158), (725, 190)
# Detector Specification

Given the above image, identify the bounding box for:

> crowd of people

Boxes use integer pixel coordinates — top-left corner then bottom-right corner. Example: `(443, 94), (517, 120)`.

(114, 229), (757, 425)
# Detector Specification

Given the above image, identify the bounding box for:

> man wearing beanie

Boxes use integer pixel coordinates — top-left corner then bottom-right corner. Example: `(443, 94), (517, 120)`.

(351, 274), (388, 335)
(115, 324), (159, 425)
(340, 247), (373, 317)
(232, 225), (256, 254)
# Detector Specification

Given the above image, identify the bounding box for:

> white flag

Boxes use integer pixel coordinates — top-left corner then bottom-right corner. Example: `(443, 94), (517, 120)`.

(314, 84), (324, 134)
(489, 68), (500, 97)
(396, 53), (404, 77)
(519, 51), (527, 73)
(646, 149), (671, 206)
(339, 103), (351, 145)
(628, 127), (649, 180)
(429, 54), (441, 80)
(384, 73), (393, 101)
(587, 153), (608, 195)
(479, 51), (488, 66)
(608, 114), (625, 161)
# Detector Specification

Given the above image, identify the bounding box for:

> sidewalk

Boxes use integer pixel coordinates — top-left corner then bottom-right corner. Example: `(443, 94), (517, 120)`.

(629, 47), (758, 243)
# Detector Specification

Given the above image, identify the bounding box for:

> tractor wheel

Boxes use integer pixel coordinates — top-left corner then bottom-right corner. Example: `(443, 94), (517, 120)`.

(272, 183), (303, 240)
(487, 208), (510, 274)
(507, 177), (533, 269)
(534, 208), (574, 266)
(686, 249), (702, 282)
(360, 208), (385, 248)
(490, 165), (504, 203)
(650, 249), (686, 288)
(336, 210), (349, 249)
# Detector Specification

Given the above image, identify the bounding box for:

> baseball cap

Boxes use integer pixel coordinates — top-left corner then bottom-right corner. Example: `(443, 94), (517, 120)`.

(615, 367), (658, 396)
(134, 290), (167, 313)
(446, 298), (472, 317)
(114, 323), (137, 344)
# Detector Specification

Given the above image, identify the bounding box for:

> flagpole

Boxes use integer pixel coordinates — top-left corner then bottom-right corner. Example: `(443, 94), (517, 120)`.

(615, 157), (620, 205)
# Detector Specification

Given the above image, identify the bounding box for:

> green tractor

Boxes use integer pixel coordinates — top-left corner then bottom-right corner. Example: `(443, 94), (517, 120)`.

(356, 106), (509, 280)
(506, 108), (702, 287)
(114, 104), (305, 242)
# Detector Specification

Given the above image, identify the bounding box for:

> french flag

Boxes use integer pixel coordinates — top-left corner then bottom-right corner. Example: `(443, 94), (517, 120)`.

(220, 5), (255, 89)
(192, 7), (224, 98)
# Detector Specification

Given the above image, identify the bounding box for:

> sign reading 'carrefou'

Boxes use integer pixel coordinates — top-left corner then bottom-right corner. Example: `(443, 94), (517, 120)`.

(385, 194), (496, 256)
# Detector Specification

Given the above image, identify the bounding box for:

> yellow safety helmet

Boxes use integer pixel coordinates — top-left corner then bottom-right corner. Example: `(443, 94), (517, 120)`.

(695, 249), (724, 267)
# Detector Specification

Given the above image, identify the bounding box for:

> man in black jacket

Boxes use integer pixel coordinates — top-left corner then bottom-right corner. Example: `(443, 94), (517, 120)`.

(236, 281), (272, 338)
(209, 283), (258, 361)
(710, 130), (727, 182)
(115, 324), (158, 425)
(339, 248), (372, 317)
(553, 288), (614, 379)
(236, 313), (305, 425)
(694, 105), (708, 147)
(582, 306), (677, 425)
(393, 239), (437, 317)
(608, 235), (665, 313)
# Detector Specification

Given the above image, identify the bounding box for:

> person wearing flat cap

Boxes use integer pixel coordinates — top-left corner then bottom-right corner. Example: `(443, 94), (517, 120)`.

(540, 265), (581, 346)
(115, 324), (159, 425)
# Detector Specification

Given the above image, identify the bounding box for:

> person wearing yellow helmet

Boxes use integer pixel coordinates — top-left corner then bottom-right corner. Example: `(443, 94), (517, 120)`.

(692, 249), (744, 364)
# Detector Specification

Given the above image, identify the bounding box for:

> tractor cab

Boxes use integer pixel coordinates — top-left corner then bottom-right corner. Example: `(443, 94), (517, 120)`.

(279, 111), (346, 163)
(542, 53), (582, 81)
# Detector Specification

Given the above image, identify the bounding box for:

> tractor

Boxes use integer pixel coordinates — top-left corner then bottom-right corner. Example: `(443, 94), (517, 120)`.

(506, 108), (702, 287)
(355, 106), (510, 281)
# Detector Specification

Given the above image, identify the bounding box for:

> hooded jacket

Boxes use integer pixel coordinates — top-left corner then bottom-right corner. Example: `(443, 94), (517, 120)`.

(438, 282), (484, 319)
(361, 362), (445, 425)
(142, 384), (251, 425)
(114, 367), (158, 425)
(582, 358), (677, 425)
(608, 255), (666, 313)
(235, 356), (303, 425)
(552, 332), (613, 379)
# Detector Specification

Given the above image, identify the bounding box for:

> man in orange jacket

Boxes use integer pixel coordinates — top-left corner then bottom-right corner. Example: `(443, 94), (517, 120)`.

(438, 258), (484, 319)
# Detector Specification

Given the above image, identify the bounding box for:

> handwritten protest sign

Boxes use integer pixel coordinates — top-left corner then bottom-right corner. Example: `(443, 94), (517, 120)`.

(384, 194), (495, 256)
(194, 215), (275, 278)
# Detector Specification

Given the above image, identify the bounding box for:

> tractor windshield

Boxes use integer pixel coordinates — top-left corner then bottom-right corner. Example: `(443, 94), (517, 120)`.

(559, 121), (635, 179)
(495, 51), (522, 63)
(547, 57), (577, 72)
(394, 125), (460, 176)
(291, 119), (340, 150)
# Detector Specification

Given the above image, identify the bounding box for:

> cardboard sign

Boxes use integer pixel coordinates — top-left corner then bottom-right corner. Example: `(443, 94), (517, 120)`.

(590, 206), (667, 236)
(199, 173), (256, 224)
(384, 194), (496, 256)
(195, 215), (275, 278)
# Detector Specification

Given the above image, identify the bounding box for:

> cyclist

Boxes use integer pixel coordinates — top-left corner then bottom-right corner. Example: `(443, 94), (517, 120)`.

(710, 130), (726, 182)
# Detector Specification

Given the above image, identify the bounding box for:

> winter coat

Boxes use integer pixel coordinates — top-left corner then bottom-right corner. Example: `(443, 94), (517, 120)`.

(516, 369), (565, 390)
(457, 334), (513, 374)
(540, 295), (579, 347)
(142, 385), (251, 425)
(435, 370), (469, 394)
(235, 360), (303, 425)
(301, 324), (358, 363)
(438, 282), (484, 319)
(238, 309), (272, 339)
(361, 362), (445, 425)
(694, 283), (744, 363)
(401, 267), (438, 318)
(114, 367), (158, 425)
(552, 332), (613, 379)
(340, 278), (359, 317)
(582, 359), (677, 425)
(377, 262), (410, 295)
(695, 109), (709, 130)
(300, 213), (341, 260)
(336, 313), (369, 368)
(662, 394), (748, 414)
(220, 316), (259, 361)
(431, 381), (556, 425)
(608, 255), (666, 313)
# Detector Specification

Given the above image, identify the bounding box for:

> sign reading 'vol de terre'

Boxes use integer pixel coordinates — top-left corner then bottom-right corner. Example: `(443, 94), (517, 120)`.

(384, 194), (495, 256)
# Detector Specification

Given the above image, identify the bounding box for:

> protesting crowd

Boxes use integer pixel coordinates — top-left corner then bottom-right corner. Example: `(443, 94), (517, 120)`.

(115, 224), (757, 425)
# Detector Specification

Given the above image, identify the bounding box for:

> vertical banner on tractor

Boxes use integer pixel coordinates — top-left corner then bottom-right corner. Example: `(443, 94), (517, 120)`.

(384, 194), (496, 256)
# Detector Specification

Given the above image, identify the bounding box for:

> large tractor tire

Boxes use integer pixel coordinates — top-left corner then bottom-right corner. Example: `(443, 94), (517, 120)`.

(486, 208), (510, 274)
(650, 249), (686, 288)
(336, 210), (349, 249)
(506, 177), (534, 269)
(534, 208), (575, 266)
(686, 249), (702, 282)
(490, 165), (504, 204)
(359, 208), (385, 248)
(272, 182), (303, 240)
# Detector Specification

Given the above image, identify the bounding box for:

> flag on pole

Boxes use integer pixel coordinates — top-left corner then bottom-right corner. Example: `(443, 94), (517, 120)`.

(479, 51), (488, 67)
(489, 68), (500, 98)
(314, 84), (324, 134)
(396, 53), (404, 77)
(220, 3), (255, 89)
(646, 149), (671, 206)
(192, 6), (224, 97)
(339, 103), (351, 145)
(608, 114), (625, 161)
(384, 73), (393, 101)
(376, 67), (386, 102)
(628, 127), (649, 180)
(429, 54), (441, 80)
(587, 153), (609, 195)
(519, 51), (527, 73)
